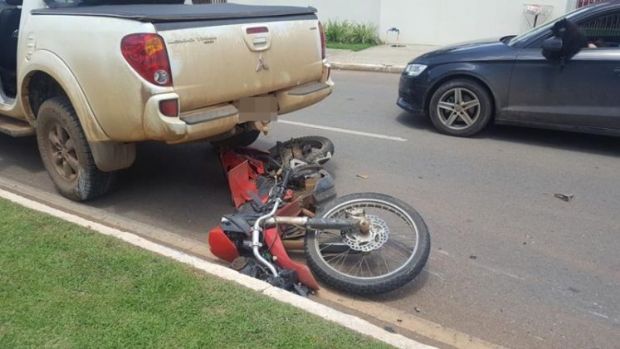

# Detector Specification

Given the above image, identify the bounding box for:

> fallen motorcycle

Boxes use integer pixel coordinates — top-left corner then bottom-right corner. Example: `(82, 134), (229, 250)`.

(209, 137), (430, 295)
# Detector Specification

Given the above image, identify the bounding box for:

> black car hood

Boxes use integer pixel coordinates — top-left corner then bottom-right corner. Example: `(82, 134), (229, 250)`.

(414, 38), (516, 64)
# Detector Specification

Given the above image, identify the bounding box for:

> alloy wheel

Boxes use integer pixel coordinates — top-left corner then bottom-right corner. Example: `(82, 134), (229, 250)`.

(47, 123), (79, 182)
(436, 87), (481, 130)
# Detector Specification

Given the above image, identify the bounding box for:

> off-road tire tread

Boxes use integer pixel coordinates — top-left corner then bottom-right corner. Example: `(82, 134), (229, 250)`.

(305, 193), (430, 295)
(37, 96), (115, 201)
(295, 136), (335, 164)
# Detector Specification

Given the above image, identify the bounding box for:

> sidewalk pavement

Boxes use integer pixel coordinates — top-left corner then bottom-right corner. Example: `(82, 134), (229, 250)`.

(327, 44), (438, 74)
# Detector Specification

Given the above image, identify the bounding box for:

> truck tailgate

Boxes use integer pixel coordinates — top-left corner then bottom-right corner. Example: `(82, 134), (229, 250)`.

(159, 17), (323, 112)
(33, 4), (325, 113)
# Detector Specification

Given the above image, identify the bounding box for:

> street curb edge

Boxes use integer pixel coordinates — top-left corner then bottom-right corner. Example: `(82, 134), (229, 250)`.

(0, 187), (435, 349)
(330, 62), (406, 74)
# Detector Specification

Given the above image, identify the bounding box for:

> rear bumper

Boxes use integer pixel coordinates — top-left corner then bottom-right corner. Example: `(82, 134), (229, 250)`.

(142, 79), (333, 144)
(278, 80), (334, 115)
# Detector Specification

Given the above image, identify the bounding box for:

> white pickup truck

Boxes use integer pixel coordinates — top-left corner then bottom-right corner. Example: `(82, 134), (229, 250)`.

(0, 0), (332, 201)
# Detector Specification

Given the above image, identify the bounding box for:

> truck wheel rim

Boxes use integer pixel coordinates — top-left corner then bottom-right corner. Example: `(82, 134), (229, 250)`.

(436, 87), (481, 130)
(47, 123), (79, 182)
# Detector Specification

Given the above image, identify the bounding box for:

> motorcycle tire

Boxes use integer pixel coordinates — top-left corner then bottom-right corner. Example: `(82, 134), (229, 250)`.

(270, 136), (335, 166)
(304, 193), (430, 295)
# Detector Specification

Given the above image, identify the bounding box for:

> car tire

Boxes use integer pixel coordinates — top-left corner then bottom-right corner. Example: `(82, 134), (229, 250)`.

(36, 96), (115, 202)
(429, 79), (493, 137)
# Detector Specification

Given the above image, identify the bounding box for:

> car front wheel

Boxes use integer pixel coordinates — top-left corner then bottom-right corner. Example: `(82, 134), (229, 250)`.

(428, 79), (493, 137)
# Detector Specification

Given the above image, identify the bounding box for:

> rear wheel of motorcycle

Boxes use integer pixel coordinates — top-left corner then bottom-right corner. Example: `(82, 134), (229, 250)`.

(305, 193), (430, 295)
(270, 136), (335, 166)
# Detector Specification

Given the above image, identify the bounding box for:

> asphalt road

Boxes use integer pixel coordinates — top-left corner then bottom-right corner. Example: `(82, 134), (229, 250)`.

(1, 71), (619, 349)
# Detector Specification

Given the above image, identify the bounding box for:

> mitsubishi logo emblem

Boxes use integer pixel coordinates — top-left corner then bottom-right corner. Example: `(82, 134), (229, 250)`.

(256, 54), (270, 72)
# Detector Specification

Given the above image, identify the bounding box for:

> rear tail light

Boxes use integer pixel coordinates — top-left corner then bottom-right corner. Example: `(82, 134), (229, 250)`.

(319, 21), (327, 60)
(121, 33), (173, 87)
(159, 99), (179, 117)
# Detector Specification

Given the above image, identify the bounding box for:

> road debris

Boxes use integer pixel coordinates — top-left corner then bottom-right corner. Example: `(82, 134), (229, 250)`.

(554, 193), (575, 202)
(356, 174), (369, 180)
(383, 326), (396, 333)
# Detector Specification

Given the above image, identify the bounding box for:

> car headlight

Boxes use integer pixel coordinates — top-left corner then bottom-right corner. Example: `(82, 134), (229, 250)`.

(405, 64), (427, 77)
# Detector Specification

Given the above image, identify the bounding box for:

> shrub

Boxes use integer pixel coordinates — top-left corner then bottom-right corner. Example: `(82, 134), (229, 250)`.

(325, 20), (380, 45)
(349, 23), (381, 45)
(325, 20), (352, 43)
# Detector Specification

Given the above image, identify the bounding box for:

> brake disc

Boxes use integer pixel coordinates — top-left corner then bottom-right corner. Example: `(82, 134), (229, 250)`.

(343, 215), (390, 252)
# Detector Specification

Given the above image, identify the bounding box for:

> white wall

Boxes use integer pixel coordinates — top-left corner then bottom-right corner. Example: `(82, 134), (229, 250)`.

(234, 0), (381, 25)
(378, 0), (571, 45)
(234, 0), (574, 45)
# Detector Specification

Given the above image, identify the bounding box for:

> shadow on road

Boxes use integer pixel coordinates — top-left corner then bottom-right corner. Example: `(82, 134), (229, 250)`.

(88, 141), (233, 239)
(396, 111), (620, 157)
(395, 111), (434, 132)
(0, 134), (44, 174)
(488, 125), (620, 157)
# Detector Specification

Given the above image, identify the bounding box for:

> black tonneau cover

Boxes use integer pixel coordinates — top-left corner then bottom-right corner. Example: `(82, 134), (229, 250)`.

(31, 3), (317, 23)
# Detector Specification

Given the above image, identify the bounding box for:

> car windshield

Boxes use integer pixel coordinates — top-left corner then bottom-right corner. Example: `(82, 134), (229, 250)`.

(507, 6), (592, 46)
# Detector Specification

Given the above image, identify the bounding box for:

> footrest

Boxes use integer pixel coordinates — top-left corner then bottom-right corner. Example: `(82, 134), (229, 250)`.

(0, 115), (34, 137)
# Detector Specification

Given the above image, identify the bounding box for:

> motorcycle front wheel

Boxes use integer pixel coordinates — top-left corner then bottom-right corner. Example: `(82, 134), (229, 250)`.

(304, 193), (430, 295)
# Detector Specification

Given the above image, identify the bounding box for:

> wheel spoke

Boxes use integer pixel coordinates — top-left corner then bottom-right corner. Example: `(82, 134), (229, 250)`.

(454, 88), (463, 104)
(445, 111), (459, 126)
(62, 160), (74, 178)
(381, 253), (391, 274)
(65, 154), (80, 172)
(49, 132), (62, 149)
(458, 111), (474, 126)
(348, 255), (366, 276)
(52, 151), (63, 165)
(438, 101), (455, 112)
(64, 138), (75, 152)
(462, 99), (480, 111)
(55, 125), (67, 144)
(314, 200), (420, 281)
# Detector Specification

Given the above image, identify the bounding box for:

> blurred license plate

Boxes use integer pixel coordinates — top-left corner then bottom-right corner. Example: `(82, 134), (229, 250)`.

(238, 96), (278, 122)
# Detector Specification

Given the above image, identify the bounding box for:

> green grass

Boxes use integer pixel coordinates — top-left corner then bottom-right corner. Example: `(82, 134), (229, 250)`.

(327, 42), (377, 52)
(0, 198), (389, 349)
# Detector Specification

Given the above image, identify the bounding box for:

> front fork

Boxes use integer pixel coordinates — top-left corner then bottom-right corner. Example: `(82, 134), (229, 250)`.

(267, 216), (370, 234)
(254, 215), (368, 277)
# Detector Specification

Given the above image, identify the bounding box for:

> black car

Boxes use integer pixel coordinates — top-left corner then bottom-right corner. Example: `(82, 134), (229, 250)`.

(398, 1), (620, 137)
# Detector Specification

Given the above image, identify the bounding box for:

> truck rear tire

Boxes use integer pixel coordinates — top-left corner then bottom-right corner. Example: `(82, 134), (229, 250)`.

(36, 96), (115, 201)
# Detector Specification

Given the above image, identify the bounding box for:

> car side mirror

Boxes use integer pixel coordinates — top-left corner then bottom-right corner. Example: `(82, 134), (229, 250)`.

(542, 37), (563, 53)
(543, 19), (586, 63)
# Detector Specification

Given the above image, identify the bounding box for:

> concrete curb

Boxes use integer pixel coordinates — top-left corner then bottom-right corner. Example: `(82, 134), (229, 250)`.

(330, 62), (406, 74)
(0, 187), (435, 349)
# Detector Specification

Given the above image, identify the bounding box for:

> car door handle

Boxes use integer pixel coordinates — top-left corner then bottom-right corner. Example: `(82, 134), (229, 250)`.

(615, 68), (620, 75)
